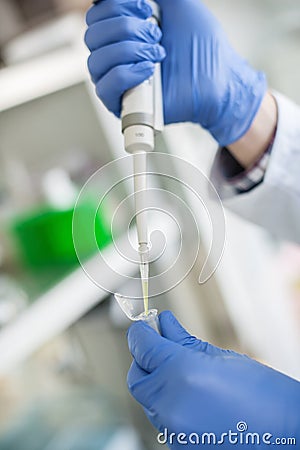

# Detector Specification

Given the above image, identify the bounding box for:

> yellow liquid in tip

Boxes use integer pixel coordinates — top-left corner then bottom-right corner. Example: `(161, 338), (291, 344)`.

(142, 280), (149, 315)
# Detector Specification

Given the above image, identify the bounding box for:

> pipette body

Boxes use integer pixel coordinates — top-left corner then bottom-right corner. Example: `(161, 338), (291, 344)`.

(121, 0), (163, 309)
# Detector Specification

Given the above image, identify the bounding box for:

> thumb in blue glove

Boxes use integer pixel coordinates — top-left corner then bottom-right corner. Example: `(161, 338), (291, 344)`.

(127, 311), (300, 449)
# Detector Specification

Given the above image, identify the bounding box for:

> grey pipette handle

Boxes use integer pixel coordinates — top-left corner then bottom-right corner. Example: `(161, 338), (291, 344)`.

(121, 0), (164, 155)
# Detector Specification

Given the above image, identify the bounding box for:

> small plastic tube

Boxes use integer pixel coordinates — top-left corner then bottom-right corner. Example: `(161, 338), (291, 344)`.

(114, 293), (161, 334)
(136, 309), (161, 334)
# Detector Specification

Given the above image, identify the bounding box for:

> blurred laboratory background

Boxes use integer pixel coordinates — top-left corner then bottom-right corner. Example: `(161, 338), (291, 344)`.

(0, 0), (299, 449)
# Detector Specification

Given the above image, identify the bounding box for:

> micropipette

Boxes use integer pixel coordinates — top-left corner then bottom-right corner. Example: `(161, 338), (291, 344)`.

(121, 0), (164, 313)
(92, 0), (163, 313)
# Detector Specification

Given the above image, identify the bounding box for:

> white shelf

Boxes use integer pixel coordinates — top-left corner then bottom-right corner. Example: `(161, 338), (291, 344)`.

(0, 45), (89, 112)
(0, 233), (137, 375)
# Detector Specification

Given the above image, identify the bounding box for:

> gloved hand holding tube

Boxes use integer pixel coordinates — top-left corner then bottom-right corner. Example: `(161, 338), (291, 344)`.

(85, 0), (266, 147)
(127, 311), (300, 449)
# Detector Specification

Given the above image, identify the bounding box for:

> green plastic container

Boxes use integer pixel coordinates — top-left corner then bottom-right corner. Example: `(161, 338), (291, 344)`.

(11, 199), (112, 270)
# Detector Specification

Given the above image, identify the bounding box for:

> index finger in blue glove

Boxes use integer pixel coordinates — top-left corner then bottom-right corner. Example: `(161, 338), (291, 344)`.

(95, 61), (155, 116)
(159, 311), (227, 356)
(127, 321), (179, 373)
(85, 16), (162, 52)
(86, 0), (152, 26)
(127, 360), (158, 410)
(88, 41), (165, 83)
(159, 310), (201, 349)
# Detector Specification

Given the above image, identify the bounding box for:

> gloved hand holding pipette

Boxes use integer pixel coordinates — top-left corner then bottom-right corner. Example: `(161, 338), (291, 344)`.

(127, 311), (300, 449)
(85, 0), (266, 147)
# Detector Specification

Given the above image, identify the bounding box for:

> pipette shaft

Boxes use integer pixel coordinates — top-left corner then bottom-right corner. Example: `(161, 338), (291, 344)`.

(121, 1), (163, 308)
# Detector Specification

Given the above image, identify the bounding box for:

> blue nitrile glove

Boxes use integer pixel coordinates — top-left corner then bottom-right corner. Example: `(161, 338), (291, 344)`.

(85, 0), (267, 146)
(127, 311), (300, 449)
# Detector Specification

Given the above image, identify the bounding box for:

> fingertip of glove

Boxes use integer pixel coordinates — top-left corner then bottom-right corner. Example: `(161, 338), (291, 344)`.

(159, 310), (185, 339)
(127, 320), (158, 357)
(147, 22), (162, 42)
(85, 4), (97, 26)
(159, 310), (180, 328)
(138, 0), (153, 18)
(84, 26), (96, 52)
(159, 310), (174, 322)
(132, 60), (155, 73)
(154, 44), (166, 61)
